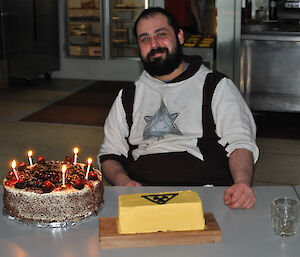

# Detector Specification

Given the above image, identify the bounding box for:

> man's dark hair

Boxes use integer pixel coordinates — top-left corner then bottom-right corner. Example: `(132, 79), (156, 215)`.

(133, 7), (180, 39)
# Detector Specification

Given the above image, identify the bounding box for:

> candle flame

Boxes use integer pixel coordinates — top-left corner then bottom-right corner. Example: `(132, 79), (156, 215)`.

(73, 147), (79, 154)
(88, 158), (92, 165)
(62, 165), (67, 173)
(28, 150), (33, 157)
(11, 160), (16, 169)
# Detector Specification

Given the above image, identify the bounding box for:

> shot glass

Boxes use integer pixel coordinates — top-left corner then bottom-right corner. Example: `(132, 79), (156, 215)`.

(271, 197), (300, 237)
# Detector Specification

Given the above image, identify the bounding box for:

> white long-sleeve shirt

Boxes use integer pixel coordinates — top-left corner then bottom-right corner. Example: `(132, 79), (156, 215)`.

(98, 64), (259, 167)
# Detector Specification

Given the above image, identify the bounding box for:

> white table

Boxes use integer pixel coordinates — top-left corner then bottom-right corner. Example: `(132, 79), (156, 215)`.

(294, 185), (300, 199)
(1, 186), (300, 257)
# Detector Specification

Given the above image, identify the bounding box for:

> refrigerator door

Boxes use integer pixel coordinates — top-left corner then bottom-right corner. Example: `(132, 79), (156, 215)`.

(3, 0), (59, 80)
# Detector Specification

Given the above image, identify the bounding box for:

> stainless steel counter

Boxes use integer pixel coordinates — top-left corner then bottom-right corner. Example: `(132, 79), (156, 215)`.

(242, 22), (300, 34)
(241, 32), (300, 41)
(240, 29), (300, 112)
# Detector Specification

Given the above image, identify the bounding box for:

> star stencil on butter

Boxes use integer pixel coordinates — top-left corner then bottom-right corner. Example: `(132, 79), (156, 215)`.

(143, 101), (182, 140)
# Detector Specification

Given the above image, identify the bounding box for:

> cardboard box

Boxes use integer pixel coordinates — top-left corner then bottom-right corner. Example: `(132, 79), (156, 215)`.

(88, 46), (101, 56)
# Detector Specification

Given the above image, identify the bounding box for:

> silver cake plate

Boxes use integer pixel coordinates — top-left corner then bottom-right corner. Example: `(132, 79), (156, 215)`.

(3, 208), (100, 229)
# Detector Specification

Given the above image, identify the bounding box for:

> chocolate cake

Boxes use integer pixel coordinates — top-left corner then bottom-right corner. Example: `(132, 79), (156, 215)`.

(3, 156), (104, 223)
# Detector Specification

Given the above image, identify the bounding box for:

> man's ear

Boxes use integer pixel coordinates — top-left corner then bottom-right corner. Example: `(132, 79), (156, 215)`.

(177, 29), (185, 45)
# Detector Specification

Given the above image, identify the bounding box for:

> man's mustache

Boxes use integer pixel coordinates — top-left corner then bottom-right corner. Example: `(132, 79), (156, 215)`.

(147, 47), (169, 59)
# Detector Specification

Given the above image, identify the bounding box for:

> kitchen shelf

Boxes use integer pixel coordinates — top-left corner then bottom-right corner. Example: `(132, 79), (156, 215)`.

(65, 0), (102, 58)
(110, 0), (145, 57)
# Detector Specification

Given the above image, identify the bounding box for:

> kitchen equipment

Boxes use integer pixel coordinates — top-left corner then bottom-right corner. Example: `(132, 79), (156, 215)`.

(278, 0), (300, 22)
(242, 0), (252, 23)
(256, 7), (267, 21)
(269, 0), (278, 20)
(0, 0), (59, 83)
(284, 0), (300, 8)
(241, 33), (300, 112)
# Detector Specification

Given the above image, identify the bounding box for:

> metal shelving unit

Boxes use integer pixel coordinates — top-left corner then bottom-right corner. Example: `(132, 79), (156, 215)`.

(110, 0), (145, 57)
(65, 0), (102, 57)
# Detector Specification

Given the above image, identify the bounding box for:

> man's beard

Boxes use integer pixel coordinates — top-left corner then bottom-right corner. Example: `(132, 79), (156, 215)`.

(141, 41), (184, 77)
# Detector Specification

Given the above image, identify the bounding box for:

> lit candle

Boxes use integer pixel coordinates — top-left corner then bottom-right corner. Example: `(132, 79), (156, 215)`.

(62, 165), (66, 187)
(73, 147), (79, 165)
(11, 160), (19, 180)
(85, 158), (92, 180)
(27, 150), (33, 166)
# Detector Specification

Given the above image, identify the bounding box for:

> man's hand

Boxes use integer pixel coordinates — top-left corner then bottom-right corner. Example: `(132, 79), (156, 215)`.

(117, 175), (142, 187)
(224, 182), (256, 209)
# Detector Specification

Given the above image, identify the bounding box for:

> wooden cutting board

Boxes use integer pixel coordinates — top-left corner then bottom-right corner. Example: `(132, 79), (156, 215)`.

(99, 212), (222, 249)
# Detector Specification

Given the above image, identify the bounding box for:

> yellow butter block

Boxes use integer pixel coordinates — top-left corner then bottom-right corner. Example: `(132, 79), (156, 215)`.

(117, 190), (205, 234)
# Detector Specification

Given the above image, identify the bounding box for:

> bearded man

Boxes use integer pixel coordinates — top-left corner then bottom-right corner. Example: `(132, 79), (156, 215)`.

(98, 7), (259, 209)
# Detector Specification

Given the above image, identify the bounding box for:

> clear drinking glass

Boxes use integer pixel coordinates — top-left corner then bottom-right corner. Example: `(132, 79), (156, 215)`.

(271, 197), (300, 237)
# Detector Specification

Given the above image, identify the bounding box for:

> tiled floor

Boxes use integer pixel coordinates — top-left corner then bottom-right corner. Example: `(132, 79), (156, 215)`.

(1, 78), (300, 186)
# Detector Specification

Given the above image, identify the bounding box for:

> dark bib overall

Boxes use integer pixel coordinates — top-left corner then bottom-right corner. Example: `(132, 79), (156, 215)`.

(121, 71), (233, 186)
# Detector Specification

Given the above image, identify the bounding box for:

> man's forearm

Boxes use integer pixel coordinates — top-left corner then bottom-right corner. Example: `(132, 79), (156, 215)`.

(224, 148), (256, 209)
(101, 159), (128, 185)
(101, 159), (141, 186)
(229, 148), (254, 186)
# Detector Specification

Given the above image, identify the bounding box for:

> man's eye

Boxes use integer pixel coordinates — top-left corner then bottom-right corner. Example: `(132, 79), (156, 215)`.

(140, 37), (149, 43)
(157, 33), (167, 38)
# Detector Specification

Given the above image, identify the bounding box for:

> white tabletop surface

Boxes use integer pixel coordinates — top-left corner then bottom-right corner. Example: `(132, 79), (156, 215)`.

(294, 185), (300, 199)
(1, 186), (300, 257)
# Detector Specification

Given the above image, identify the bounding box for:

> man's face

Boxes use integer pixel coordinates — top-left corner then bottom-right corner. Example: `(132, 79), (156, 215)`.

(136, 13), (184, 77)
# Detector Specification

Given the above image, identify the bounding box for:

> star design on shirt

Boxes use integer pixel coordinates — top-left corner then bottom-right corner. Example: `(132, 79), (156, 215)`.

(143, 101), (182, 140)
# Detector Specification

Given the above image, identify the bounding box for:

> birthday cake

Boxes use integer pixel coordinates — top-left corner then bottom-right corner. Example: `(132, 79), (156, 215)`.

(3, 156), (104, 223)
(117, 190), (205, 234)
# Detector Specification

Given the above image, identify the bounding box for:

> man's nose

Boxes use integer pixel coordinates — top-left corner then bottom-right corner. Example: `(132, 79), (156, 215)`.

(149, 36), (158, 48)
